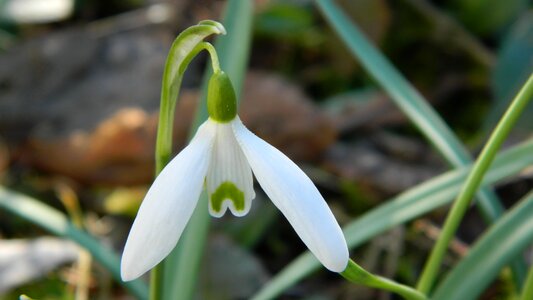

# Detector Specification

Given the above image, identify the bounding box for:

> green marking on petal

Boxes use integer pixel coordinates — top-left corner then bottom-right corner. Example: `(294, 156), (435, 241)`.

(210, 181), (245, 213)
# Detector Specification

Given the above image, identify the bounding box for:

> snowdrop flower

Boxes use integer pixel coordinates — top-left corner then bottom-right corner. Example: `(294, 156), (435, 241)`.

(121, 71), (349, 281)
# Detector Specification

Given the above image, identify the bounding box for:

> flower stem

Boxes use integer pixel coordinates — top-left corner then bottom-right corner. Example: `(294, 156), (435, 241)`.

(179, 42), (221, 75)
(341, 260), (427, 300)
(416, 73), (533, 294)
(149, 264), (164, 300)
(202, 42), (221, 73)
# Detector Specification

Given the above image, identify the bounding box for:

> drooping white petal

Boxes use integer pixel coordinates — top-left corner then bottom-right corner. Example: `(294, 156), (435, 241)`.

(121, 120), (216, 281)
(232, 117), (349, 272)
(206, 120), (255, 218)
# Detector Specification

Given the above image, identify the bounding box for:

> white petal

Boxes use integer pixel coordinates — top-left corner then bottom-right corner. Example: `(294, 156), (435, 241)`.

(206, 120), (255, 218)
(232, 118), (349, 272)
(121, 121), (216, 281)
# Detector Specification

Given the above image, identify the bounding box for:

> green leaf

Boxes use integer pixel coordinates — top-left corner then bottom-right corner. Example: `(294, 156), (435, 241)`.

(313, 1), (530, 283)
(488, 11), (533, 133)
(432, 191), (533, 300)
(520, 264), (533, 300)
(228, 198), (279, 249)
(0, 187), (148, 300)
(251, 139), (533, 300)
(314, 0), (504, 223)
(416, 73), (533, 293)
(161, 1), (254, 299)
(450, 0), (529, 35)
(255, 3), (314, 36)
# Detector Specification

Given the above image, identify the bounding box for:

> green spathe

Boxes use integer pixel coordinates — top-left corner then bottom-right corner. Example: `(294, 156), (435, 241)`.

(207, 71), (237, 122)
(210, 181), (245, 213)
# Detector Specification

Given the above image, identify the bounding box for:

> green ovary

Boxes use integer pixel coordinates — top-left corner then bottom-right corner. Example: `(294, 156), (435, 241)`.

(210, 181), (245, 213)
(207, 71), (237, 123)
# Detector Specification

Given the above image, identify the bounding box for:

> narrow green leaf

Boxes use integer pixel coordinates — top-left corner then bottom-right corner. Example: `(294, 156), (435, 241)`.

(0, 187), (148, 300)
(520, 264), (533, 300)
(161, 1), (254, 299)
(489, 11), (533, 133)
(417, 74), (533, 293)
(315, 0), (525, 286)
(451, 0), (529, 35)
(432, 191), (533, 300)
(162, 193), (210, 300)
(251, 139), (533, 300)
(314, 0), (503, 223)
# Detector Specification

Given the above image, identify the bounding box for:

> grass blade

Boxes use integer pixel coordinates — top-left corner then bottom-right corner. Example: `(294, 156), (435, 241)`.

(520, 264), (533, 300)
(417, 73), (533, 293)
(0, 187), (148, 300)
(315, 0), (526, 286)
(432, 191), (533, 300)
(314, 0), (504, 223)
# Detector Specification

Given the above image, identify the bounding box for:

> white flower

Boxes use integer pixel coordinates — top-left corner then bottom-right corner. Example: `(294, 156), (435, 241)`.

(121, 71), (349, 281)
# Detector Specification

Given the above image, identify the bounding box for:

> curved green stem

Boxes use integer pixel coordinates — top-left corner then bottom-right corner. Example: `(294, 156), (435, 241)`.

(201, 42), (221, 73)
(342, 260), (427, 300)
(180, 42), (221, 75)
(417, 73), (533, 294)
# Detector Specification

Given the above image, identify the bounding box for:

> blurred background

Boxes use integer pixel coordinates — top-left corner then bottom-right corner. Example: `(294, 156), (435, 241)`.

(0, 0), (531, 299)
